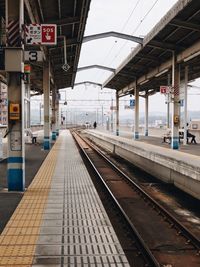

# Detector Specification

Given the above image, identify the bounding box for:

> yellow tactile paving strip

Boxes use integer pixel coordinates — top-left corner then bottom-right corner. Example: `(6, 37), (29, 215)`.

(0, 138), (61, 266)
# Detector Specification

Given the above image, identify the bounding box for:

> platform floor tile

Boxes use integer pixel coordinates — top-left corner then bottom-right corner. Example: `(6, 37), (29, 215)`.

(0, 134), (61, 266)
(32, 131), (130, 266)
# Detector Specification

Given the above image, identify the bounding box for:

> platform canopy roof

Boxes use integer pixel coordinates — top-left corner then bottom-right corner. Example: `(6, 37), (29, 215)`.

(103, 0), (200, 95)
(0, 0), (91, 93)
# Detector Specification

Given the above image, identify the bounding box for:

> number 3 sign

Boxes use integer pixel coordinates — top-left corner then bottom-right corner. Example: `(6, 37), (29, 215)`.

(24, 51), (44, 62)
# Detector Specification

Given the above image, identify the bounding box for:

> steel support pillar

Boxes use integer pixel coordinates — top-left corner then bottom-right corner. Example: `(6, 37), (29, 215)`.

(6, 0), (25, 191)
(167, 73), (171, 129)
(111, 98), (114, 132)
(24, 83), (30, 129)
(171, 53), (180, 149)
(116, 92), (119, 136)
(43, 61), (51, 150)
(144, 93), (149, 136)
(183, 66), (188, 145)
(51, 87), (57, 140)
(55, 93), (59, 136)
(101, 105), (104, 127)
(134, 87), (139, 139)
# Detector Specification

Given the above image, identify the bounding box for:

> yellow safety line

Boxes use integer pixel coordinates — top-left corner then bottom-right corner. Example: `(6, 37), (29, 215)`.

(0, 137), (62, 266)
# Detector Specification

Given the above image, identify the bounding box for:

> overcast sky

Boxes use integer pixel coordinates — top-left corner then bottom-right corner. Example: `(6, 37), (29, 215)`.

(65, 0), (200, 113)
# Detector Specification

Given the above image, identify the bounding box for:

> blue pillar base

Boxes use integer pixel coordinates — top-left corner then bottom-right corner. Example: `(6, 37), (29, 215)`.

(134, 132), (139, 140)
(44, 137), (51, 150)
(116, 129), (119, 136)
(52, 132), (57, 141)
(145, 130), (148, 136)
(56, 129), (59, 136)
(7, 169), (24, 191)
(171, 137), (179, 149)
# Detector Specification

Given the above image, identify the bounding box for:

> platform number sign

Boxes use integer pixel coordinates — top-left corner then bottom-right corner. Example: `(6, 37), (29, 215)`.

(25, 51), (43, 62)
(27, 51), (37, 61)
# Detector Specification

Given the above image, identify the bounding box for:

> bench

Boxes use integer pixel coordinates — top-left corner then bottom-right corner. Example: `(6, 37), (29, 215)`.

(163, 130), (196, 144)
(179, 130), (197, 144)
(162, 129), (171, 143)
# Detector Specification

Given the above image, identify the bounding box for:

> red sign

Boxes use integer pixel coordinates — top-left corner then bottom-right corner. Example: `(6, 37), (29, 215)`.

(160, 86), (169, 94)
(41, 24), (57, 45)
(25, 24), (57, 45)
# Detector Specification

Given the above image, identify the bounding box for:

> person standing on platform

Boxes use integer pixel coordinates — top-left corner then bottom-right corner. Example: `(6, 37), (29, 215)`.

(93, 121), (97, 129)
(186, 123), (197, 144)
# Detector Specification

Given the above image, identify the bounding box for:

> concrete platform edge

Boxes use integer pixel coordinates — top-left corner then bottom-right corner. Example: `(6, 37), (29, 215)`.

(86, 130), (200, 200)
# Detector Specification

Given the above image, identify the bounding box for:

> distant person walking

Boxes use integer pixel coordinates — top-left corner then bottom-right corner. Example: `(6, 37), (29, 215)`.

(93, 121), (97, 129)
(186, 123), (197, 144)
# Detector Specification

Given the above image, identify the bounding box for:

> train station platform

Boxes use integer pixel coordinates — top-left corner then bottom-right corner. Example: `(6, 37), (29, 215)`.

(85, 129), (200, 200)
(0, 130), (130, 266)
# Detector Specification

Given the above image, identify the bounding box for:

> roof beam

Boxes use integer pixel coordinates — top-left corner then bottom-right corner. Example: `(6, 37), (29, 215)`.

(48, 17), (80, 26)
(24, 0), (48, 61)
(135, 53), (160, 63)
(77, 65), (115, 72)
(169, 19), (200, 32)
(147, 40), (180, 51)
(119, 69), (135, 77)
(37, 0), (44, 22)
(74, 81), (102, 88)
(54, 37), (79, 47)
(83, 31), (143, 44)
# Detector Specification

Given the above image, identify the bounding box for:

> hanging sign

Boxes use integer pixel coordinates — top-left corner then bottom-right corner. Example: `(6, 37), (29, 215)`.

(160, 86), (169, 94)
(41, 24), (57, 45)
(25, 50), (44, 62)
(130, 99), (135, 108)
(25, 24), (57, 45)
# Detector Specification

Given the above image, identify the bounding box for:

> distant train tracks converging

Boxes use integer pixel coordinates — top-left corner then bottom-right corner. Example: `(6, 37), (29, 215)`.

(72, 130), (200, 267)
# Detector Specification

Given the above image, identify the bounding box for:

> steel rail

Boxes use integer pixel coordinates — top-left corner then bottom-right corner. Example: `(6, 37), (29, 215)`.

(72, 131), (161, 267)
(73, 130), (200, 255)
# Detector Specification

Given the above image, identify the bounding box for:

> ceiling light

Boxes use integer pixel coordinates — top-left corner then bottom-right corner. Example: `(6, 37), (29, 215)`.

(140, 79), (149, 85)
(155, 69), (169, 77)
(184, 51), (200, 62)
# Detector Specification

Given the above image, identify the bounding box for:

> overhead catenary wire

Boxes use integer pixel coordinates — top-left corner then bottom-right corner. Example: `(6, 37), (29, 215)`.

(107, 0), (160, 66)
(95, 0), (142, 81)
(97, 0), (160, 81)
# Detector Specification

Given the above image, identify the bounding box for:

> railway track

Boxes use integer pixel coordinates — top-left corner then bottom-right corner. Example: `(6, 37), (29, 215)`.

(72, 130), (200, 267)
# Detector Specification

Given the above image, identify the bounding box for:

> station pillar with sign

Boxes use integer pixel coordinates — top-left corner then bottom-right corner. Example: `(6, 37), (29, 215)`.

(116, 92), (119, 136)
(6, 0), (25, 191)
(171, 53), (180, 150)
(144, 94), (149, 136)
(51, 87), (57, 140)
(43, 61), (51, 150)
(134, 87), (139, 139)
(55, 92), (60, 136)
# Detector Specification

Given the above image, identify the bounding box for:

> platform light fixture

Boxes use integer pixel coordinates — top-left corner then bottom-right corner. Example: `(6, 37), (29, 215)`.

(118, 92), (125, 97)
(155, 69), (169, 77)
(184, 51), (200, 62)
(140, 79), (149, 85)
